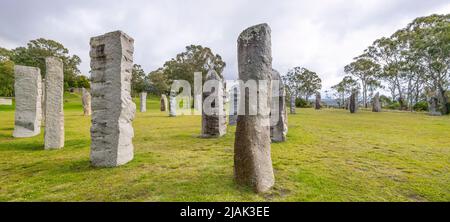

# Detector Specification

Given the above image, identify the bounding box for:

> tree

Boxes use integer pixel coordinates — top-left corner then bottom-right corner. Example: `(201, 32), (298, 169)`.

(9, 38), (82, 89)
(0, 48), (14, 97)
(147, 68), (170, 96)
(331, 76), (360, 108)
(283, 67), (322, 101)
(344, 55), (381, 108)
(131, 64), (147, 96)
(162, 45), (226, 90)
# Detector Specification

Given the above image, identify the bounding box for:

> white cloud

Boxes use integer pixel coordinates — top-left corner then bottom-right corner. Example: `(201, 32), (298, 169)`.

(0, 0), (448, 92)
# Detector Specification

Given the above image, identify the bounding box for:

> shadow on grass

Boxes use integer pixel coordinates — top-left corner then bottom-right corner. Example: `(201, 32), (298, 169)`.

(0, 141), (44, 151)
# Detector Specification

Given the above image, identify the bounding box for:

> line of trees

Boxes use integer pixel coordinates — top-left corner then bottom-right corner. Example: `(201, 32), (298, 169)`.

(131, 44), (226, 97)
(282, 67), (322, 107)
(0, 38), (89, 97)
(334, 14), (449, 115)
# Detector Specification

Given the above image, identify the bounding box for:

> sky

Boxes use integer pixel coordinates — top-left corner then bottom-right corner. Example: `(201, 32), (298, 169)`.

(0, 0), (449, 94)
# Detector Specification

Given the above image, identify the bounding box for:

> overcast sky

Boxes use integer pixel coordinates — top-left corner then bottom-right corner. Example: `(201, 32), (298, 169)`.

(1, 0), (449, 92)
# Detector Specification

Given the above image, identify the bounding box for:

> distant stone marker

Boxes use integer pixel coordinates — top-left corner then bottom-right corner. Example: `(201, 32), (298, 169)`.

(44, 57), (65, 150)
(428, 96), (442, 116)
(160, 94), (168, 112)
(201, 70), (227, 138)
(82, 88), (92, 116)
(234, 23), (275, 193)
(169, 90), (177, 117)
(13, 65), (42, 138)
(140, 92), (147, 112)
(228, 86), (239, 126)
(270, 69), (288, 142)
(315, 92), (321, 110)
(290, 95), (296, 114)
(372, 92), (381, 112)
(349, 92), (357, 114)
(90, 31), (136, 167)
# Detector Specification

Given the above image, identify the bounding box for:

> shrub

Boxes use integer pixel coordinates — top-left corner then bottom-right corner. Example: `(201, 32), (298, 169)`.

(413, 101), (428, 111)
(296, 98), (311, 108)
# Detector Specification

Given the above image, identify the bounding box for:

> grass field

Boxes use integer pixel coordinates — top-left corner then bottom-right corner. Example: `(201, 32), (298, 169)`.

(0, 93), (449, 202)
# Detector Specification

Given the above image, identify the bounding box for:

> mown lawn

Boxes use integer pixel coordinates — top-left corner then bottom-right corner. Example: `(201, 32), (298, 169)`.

(0, 93), (449, 201)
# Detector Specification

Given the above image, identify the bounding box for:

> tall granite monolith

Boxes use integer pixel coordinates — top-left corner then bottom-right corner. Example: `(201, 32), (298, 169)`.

(270, 69), (287, 142)
(82, 88), (92, 116)
(13, 65), (42, 138)
(90, 31), (136, 167)
(160, 94), (168, 112)
(234, 23), (275, 193)
(202, 70), (227, 137)
(41, 79), (46, 124)
(290, 95), (296, 114)
(140, 92), (147, 112)
(44, 57), (64, 149)
(315, 93), (321, 110)
(372, 92), (381, 112)
(349, 92), (357, 114)
(169, 90), (177, 117)
(429, 96), (442, 116)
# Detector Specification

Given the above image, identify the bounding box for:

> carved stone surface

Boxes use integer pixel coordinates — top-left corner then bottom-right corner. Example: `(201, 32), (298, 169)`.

(290, 95), (296, 114)
(270, 69), (287, 142)
(315, 93), (321, 110)
(160, 94), (168, 112)
(140, 92), (147, 112)
(372, 92), (381, 112)
(44, 57), (65, 149)
(82, 88), (92, 116)
(349, 92), (357, 114)
(90, 31), (136, 167)
(169, 90), (177, 117)
(201, 70), (226, 138)
(13, 65), (42, 138)
(234, 23), (275, 193)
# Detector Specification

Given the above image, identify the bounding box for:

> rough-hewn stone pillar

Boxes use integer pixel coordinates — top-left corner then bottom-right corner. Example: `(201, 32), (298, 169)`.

(13, 65), (42, 138)
(228, 86), (239, 126)
(41, 79), (46, 124)
(234, 23), (275, 193)
(270, 69), (288, 142)
(349, 92), (357, 114)
(140, 92), (147, 112)
(429, 96), (442, 116)
(315, 93), (321, 110)
(44, 57), (64, 149)
(169, 90), (177, 117)
(202, 70), (226, 137)
(290, 95), (296, 114)
(82, 88), (92, 116)
(372, 92), (381, 112)
(90, 31), (136, 167)
(160, 94), (168, 112)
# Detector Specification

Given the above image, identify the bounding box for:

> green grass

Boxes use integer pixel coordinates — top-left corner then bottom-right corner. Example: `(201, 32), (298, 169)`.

(0, 93), (449, 201)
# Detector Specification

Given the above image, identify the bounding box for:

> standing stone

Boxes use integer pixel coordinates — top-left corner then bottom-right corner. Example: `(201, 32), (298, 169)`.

(169, 90), (177, 117)
(429, 96), (442, 116)
(372, 92), (381, 112)
(90, 31), (136, 167)
(202, 70), (227, 138)
(349, 92), (357, 114)
(234, 23), (275, 193)
(140, 92), (147, 112)
(290, 94), (296, 114)
(44, 57), (64, 150)
(229, 86), (239, 126)
(13, 65), (42, 138)
(270, 69), (288, 142)
(82, 88), (92, 116)
(41, 79), (46, 124)
(315, 92), (321, 110)
(160, 94), (168, 112)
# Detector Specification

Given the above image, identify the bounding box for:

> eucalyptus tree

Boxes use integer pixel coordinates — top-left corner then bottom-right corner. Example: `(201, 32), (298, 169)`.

(344, 55), (381, 108)
(283, 67), (322, 102)
(331, 76), (360, 108)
